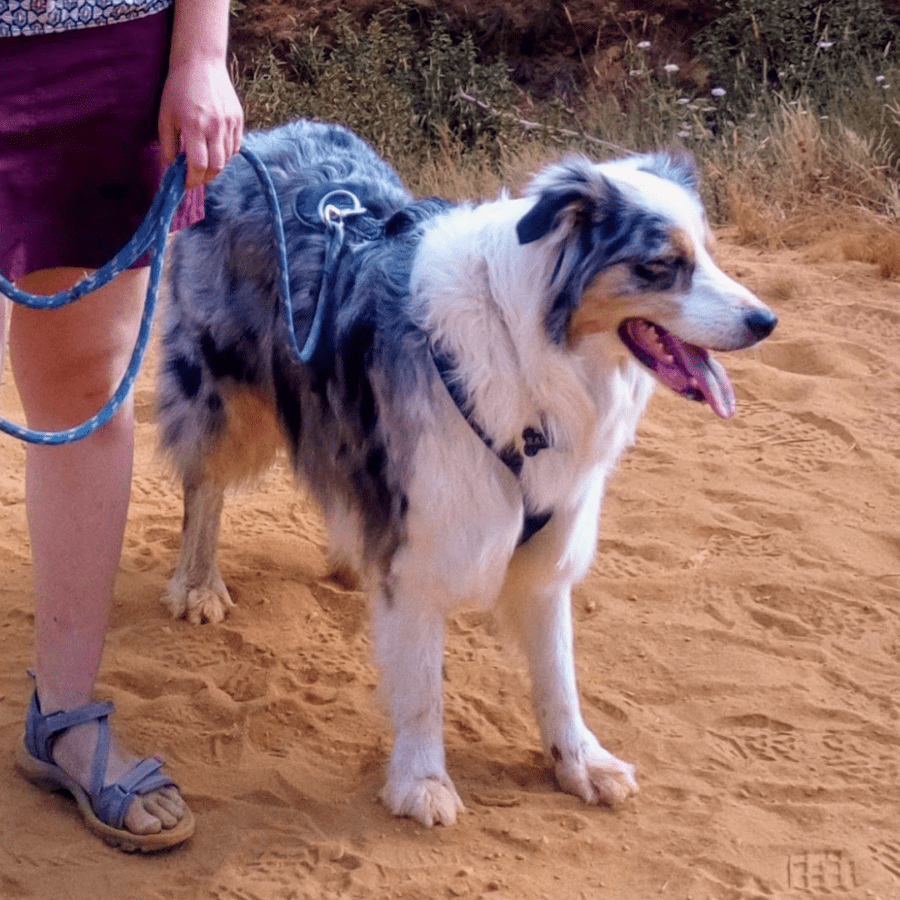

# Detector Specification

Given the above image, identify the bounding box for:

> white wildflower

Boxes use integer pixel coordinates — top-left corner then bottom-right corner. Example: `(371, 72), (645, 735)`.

(637, 40), (651, 50)
(876, 75), (886, 82)
(664, 63), (680, 74)
(711, 87), (726, 97)
(817, 40), (833, 49)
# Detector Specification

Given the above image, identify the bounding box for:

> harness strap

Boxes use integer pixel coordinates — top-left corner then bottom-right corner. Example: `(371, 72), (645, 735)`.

(432, 347), (553, 544)
(293, 188), (372, 365)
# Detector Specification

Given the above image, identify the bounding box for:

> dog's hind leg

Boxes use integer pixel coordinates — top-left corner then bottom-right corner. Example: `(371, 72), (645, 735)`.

(503, 578), (639, 806)
(167, 476), (235, 625)
(162, 385), (284, 624)
(372, 589), (464, 827)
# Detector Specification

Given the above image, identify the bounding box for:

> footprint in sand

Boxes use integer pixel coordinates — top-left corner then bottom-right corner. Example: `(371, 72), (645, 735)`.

(868, 842), (900, 883)
(787, 850), (857, 893)
(710, 714), (801, 765)
(822, 302), (900, 344)
(732, 405), (858, 475)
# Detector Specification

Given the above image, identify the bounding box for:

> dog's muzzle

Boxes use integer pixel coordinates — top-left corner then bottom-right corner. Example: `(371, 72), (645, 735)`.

(617, 319), (740, 418)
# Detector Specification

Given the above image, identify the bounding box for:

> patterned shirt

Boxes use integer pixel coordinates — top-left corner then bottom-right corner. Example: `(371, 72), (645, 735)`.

(0, 0), (173, 37)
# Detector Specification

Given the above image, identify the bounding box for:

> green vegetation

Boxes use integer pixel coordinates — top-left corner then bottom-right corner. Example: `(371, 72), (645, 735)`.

(231, 1), (900, 256)
(236, 6), (517, 190)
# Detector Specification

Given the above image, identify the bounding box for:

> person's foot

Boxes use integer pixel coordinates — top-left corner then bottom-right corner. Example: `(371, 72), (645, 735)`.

(18, 692), (195, 851)
(50, 720), (188, 835)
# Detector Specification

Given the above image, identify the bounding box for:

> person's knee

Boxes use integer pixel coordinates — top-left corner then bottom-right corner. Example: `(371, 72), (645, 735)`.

(9, 268), (147, 425)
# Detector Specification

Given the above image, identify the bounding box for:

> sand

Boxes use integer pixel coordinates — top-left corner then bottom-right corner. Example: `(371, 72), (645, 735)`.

(1, 233), (898, 900)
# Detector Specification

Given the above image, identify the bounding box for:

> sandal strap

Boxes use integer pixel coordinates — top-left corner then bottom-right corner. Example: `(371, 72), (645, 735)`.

(24, 691), (115, 765)
(94, 756), (177, 829)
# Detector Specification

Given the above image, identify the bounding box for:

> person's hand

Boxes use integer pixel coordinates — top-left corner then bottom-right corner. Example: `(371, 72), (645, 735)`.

(158, 56), (243, 189)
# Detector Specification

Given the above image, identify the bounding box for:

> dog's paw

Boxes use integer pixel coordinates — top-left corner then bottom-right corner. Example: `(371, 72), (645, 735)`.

(553, 735), (639, 806)
(184, 586), (236, 625)
(381, 773), (465, 827)
(166, 576), (235, 625)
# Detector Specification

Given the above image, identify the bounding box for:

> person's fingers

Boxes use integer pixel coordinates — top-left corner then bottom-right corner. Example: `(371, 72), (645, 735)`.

(158, 110), (179, 167)
(185, 110), (245, 187)
(225, 116), (243, 166)
(180, 127), (210, 189)
(204, 121), (228, 181)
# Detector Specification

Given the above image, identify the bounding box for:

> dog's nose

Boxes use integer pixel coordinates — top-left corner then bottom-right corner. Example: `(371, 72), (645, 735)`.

(745, 309), (778, 340)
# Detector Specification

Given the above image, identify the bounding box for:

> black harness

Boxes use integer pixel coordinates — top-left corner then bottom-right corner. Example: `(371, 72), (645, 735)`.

(432, 349), (553, 544)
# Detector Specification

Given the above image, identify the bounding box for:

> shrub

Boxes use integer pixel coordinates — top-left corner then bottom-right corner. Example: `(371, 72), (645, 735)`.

(236, 3), (518, 182)
(693, 0), (900, 117)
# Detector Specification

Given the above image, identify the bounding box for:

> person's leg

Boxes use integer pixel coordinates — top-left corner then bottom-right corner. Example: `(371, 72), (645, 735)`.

(9, 267), (188, 837)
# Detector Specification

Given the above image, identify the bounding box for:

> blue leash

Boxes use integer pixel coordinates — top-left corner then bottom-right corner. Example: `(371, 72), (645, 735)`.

(0, 147), (339, 445)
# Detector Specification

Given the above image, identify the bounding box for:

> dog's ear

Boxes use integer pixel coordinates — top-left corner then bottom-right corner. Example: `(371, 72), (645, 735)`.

(517, 157), (621, 246)
(516, 189), (586, 245)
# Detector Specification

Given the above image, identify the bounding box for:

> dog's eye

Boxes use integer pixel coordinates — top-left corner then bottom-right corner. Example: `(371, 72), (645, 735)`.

(633, 262), (662, 281)
(633, 257), (685, 290)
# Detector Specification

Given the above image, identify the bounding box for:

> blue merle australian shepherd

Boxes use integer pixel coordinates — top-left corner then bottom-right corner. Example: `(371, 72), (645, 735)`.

(159, 118), (776, 826)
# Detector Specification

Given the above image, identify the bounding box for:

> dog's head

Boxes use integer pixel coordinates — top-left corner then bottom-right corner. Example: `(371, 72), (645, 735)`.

(516, 153), (776, 418)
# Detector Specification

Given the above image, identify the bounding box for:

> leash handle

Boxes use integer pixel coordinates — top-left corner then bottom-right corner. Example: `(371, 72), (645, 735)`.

(0, 146), (312, 445)
(0, 156), (188, 445)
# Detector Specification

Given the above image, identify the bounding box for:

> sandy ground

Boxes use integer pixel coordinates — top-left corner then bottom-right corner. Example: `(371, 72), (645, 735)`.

(1, 233), (898, 900)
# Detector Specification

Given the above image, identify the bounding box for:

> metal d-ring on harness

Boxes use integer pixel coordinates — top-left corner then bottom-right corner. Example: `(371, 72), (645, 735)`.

(0, 147), (325, 445)
(297, 188), (369, 364)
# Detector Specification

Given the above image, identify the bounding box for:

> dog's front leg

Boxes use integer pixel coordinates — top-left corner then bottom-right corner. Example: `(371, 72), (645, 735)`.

(167, 477), (235, 625)
(372, 590), (463, 826)
(519, 585), (639, 806)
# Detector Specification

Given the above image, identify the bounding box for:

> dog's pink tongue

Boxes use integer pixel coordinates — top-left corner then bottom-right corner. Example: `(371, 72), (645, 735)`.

(666, 337), (736, 419)
(621, 320), (737, 419)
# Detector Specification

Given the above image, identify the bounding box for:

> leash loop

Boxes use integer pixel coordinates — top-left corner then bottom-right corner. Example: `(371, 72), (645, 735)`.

(0, 147), (306, 445)
(0, 154), (189, 445)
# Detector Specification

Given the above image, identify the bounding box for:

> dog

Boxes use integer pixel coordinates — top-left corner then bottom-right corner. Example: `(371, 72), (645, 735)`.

(158, 118), (776, 827)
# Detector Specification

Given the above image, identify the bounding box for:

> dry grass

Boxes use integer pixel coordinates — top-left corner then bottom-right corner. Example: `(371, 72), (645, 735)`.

(232, 12), (900, 280)
(841, 226), (900, 279)
(702, 97), (900, 275)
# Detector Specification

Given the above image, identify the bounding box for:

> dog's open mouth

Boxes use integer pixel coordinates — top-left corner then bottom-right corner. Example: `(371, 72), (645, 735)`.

(618, 319), (736, 419)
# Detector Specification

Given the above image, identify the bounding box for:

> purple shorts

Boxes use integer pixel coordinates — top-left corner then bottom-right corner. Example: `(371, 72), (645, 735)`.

(0, 10), (204, 282)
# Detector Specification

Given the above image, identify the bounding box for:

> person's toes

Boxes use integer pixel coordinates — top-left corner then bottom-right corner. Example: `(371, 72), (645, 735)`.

(122, 788), (187, 834)
(123, 797), (164, 835)
(141, 788), (185, 828)
(157, 785), (187, 817)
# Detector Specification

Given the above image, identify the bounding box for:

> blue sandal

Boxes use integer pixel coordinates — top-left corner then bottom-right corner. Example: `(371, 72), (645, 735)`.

(16, 690), (195, 852)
